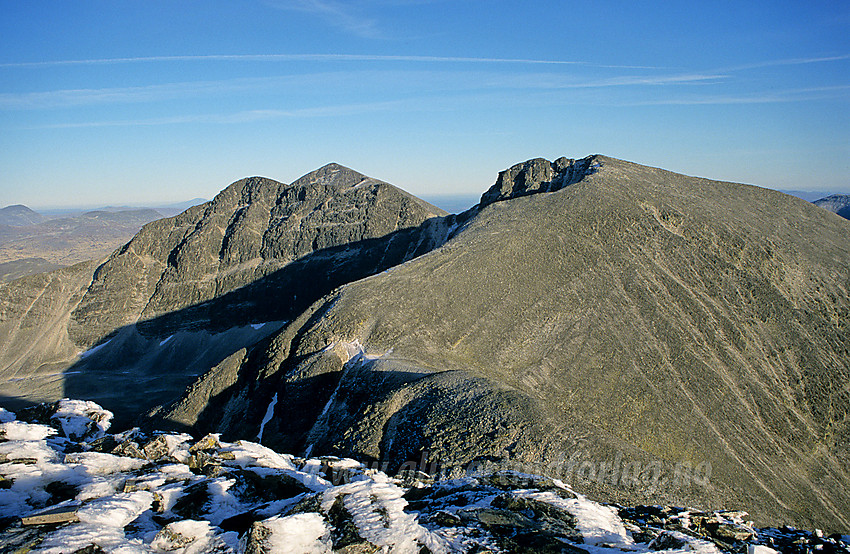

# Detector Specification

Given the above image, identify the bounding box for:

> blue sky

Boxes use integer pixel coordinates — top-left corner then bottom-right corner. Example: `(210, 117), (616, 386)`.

(0, 1), (848, 209)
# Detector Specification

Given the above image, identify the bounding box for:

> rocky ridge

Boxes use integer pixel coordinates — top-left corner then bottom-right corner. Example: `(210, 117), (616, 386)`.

(68, 163), (448, 347)
(3, 400), (848, 553)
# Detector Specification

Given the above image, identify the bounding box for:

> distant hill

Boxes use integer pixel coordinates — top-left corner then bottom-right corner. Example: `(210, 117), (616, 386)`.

(813, 194), (850, 220)
(0, 204), (47, 226)
(155, 197), (209, 217)
(0, 199), (208, 281)
(0, 207), (165, 271)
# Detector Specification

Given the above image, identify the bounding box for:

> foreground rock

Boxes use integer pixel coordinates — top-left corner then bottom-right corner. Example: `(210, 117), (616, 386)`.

(3, 401), (847, 553)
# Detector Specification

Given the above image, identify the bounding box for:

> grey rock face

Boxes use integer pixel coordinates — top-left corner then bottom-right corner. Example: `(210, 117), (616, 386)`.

(167, 156), (850, 530)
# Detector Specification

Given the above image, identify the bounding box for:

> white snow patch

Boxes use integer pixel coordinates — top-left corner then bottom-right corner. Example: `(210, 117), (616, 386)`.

(77, 490), (153, 527)
(204, 477), (243, 525)
(65, 451), (148, 476)
(35, 523), (136, 553)
(748, 545), (780, 554)
(517, 490), (633, 547)
(264, 512), (333, 553)
(79, 338), (112, 358)
(257, 392), (278, 442)
(222, 440), (296, 471)
(321, 472), (445, 553)
(0, 420), (56, 441)
(52, 398), (113, 441)
(0, 407), (15, 423)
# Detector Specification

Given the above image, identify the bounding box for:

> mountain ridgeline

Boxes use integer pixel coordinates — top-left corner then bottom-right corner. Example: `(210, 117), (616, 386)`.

(0, 156), (848, 531)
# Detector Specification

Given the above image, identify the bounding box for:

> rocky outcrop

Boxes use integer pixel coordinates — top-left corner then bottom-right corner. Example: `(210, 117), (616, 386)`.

(2, 401), (846, 553)
(164, 156), (850, 530)
(479, 155), (598, 206)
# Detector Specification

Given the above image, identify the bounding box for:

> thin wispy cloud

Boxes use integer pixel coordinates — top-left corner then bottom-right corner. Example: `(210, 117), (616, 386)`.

(0, 78), (284, 109)
(265, 0), (381, 38)
(564, 73), (728, 88)
(719, 54), (850, 72)
(0, 69), (731, 111)
(621, 84), (850, 106)
(27, 99), (411, 128)
(0, 53), (659, 69)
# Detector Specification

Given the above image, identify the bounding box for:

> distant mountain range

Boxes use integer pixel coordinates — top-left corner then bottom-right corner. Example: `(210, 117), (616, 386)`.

(813, 194), (850, 220)
(0, 157), (848, 531)
(0, 199), (207, 282)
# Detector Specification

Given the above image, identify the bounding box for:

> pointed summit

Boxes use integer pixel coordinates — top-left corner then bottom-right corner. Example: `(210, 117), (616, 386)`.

(290, 162), (373, 189)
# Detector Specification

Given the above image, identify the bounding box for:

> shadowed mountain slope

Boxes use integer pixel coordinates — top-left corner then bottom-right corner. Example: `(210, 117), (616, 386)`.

(68, 163), (448, 347)
(157, 156), (850, 530)
(0, 163), (448, 420)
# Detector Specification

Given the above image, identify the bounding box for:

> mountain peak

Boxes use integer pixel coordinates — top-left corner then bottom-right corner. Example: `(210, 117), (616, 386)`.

(0, 204), (46, 226)
(290, 162), (373, 190)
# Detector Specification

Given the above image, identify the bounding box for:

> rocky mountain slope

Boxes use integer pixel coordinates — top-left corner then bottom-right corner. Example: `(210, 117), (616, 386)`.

(1, 155), (848, 531)
(3, 400), (846, 553)
(0, 164), (448, 426)
(814, 194), (850, 220)
(156, 156), (850, 530)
